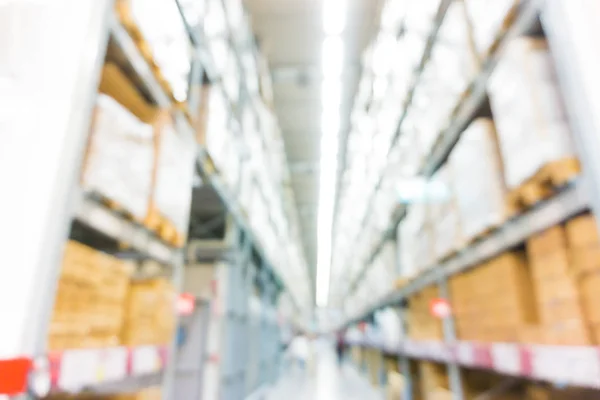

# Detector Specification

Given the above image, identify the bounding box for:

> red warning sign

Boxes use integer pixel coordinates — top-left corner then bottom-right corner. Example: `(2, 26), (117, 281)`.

(429, 298), (451, 318)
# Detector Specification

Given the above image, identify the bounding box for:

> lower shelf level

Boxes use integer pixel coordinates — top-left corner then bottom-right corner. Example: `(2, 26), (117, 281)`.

(350, 339), (600, 389)
(0, 345), (167, 396)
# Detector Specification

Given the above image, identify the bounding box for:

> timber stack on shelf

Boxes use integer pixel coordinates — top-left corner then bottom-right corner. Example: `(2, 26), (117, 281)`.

(0, 0), (308, 398)
(338, 0), (600, 398)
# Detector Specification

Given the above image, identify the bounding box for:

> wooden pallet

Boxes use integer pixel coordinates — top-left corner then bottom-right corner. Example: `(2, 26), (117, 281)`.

(145, 208), (185, 248)
(90, 192), (143, 225)
(507, 158), (581, 214)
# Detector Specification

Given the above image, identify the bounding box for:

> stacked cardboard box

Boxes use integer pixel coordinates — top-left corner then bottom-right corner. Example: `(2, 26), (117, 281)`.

(111, 387), (162, 400)
(407, 286), (443, 341)
(451, 253), (536, 343)
(526, 226), (591, 345)
(49, 241), (132, 351)
(418, 362), (451, 400)
(566, 214), (600, 343)
(488, 38), (575, 191)
(462, 369), (523, 399)
(122, 278), (176, 346)
(527, 383), (600, 399)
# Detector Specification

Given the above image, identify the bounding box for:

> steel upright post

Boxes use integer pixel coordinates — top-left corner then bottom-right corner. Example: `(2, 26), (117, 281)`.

(438, 279), (464, 400)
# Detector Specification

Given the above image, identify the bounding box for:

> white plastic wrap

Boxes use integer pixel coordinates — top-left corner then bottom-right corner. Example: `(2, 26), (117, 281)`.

(451, 118), (506, 241)
(375, 309), (403, 350)
(380, 0), (408, 34)
(399, 204), (426, 278)
(429, 165), (462, 261)
(125, 0), (192, 102)
(429, 1), (480, 95)
(84, 94), (154, 221)
(464, 0), (519, 57)
(404, 0), (442, 37)
(154, 115), (195, 235)
(488, 38), (576, 189)
(204, 0), (228, 38)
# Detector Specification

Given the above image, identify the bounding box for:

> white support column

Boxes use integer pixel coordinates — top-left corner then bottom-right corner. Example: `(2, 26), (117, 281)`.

(0, 0), (113, 358)
(542, 1), (600, 227)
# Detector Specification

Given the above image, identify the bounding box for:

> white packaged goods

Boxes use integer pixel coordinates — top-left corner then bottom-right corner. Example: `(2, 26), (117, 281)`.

(153, 115), (196, 236)
(451, 118), (506, 240)
(204, 0), (228, 38)
(376, 309), (403, 350)
(84, 94), (154, 221)
(381, 0), (408, 33)
(488, 38), (575, 190)
(118, 0), (192, 102)
(404, 0), (441, 35)
(399, 205), (424, 278)
(429, 165), (462, 260)
(430, 1), (479, 95)
(464, 0), (519, 57)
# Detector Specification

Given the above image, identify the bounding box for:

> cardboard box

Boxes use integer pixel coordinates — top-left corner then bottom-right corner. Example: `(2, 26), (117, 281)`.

(534, 276), (580, 304)
(566, 214), (599, 247)
(570, 244), (600, 276)
(527, 226), (568, 257)
(538, 298), (586, 325)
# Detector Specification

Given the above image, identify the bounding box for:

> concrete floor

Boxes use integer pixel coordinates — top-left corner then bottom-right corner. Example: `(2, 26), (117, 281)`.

(265, 343), (384, 400)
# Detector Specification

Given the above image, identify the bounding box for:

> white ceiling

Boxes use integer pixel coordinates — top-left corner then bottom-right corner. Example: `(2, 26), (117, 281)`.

(245, 0), (383, 296)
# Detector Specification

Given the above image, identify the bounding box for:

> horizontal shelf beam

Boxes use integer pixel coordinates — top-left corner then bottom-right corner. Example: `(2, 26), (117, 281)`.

(76, 194), (180, 265)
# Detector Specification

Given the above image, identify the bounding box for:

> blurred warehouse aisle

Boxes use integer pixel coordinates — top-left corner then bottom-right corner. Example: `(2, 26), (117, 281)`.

(266, 345), (384, 400)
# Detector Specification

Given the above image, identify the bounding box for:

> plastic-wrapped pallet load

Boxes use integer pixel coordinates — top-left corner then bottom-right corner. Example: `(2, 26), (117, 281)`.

(429, 0), (480, 98)
(83, 94), (155, 223)
(429, 165), (462, 261)
(151, 113), (195, 247)
(116, 0), (192, 102)
(450, 118), (507, 241)
(398, 205), (424, 279)
(49, 241), (133, 351)
(197, 85), (241, 190)
(488, 38), (576, 191)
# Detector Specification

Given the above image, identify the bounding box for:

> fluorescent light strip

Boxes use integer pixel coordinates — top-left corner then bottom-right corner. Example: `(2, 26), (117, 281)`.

(316, 108), (340, 307)
(322, 36), (344, 78)
(323, 0), (347, 35)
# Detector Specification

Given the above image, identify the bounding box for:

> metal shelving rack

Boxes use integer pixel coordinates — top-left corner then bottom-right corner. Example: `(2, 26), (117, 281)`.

(338, 0), (600, 397)
(0, 1), (293, 398)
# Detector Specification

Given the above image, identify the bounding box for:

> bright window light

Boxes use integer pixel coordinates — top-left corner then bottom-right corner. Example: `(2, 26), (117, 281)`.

(323, 0), (347, 35)
(322, 36), (344, 78)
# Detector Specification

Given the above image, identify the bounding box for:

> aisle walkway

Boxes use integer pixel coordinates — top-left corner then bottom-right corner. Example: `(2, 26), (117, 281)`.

(265, 344), (384, 400)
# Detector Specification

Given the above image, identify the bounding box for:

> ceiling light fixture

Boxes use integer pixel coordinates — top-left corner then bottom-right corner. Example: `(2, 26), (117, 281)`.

(323, 0), (347, 35)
